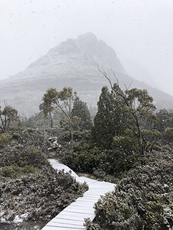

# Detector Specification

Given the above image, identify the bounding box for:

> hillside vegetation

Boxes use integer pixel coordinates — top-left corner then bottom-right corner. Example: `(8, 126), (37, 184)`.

(0, 81), (173, 229)
(0, 135), (88, 229)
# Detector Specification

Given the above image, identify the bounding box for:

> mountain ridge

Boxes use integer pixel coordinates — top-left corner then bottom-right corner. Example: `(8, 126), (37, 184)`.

(0, 32), (173, 116)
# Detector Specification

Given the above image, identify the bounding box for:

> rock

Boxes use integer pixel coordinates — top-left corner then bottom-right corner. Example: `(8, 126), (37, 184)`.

(48, 136), (61, 151)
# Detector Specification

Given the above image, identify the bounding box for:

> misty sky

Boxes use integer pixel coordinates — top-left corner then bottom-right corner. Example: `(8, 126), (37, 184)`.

(0, 0), (173, 95)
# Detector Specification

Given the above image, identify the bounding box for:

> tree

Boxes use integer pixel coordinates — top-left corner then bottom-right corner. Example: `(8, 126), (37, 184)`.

(91, 87), (115, 148)
(92, 74), (160, 154)
(121, 87), (159, 154)
(39, 88), (58, 128)
(91, 86), (124, 148)
(155, 109), (173, 132)
(0, 105), (18, 131)
(162, 127), (173, 149)
(71, 97), (93, 131)
(41, 87), (77, 141)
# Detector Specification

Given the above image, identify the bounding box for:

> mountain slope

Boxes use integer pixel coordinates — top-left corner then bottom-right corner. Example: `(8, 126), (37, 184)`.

(0, 33), (173, 116)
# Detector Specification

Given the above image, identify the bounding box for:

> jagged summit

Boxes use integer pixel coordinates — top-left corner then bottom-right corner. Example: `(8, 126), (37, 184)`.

(11, 33), (125, 79)
(1, 33), (173, 115)
(10, 32), (125, 81)
(77, 32), (97, 42)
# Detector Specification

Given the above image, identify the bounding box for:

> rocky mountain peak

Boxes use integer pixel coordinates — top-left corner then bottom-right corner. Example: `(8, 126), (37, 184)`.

(44, 32), (125, 74)
(76, 32), (122, 70)
(0, 33), (173, 116)
(48, 32), (98, 57)
(77, 32), (98, 50)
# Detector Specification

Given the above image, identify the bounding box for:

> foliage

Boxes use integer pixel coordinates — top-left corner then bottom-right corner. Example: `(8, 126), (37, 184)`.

(41, 87), (92, 142)
(92, 81), (160, 154)
(0, 147), (49, 178)
(0, 166), (88, 227)
(41, 87), (77, 140)
(0, 138), (88, 227)
(155, 109), (173, 132)
(0, 105), (18, 131)
(71, 97), (93, 131)
(40, 88), (59, 128)
(85, 151), (173, 230)
(0, 165), (36, 179)
(40, 87), (77, 128)
(112, 132), (138, 155)
(141, 129), (161, 152)
(21, 111), (54, 128)
(57, 141), (141, 178)
(58, 129), (91, 143)
(0, 132), (12, 147)
(91, 86), (121, 149)
(162, 127), (173, 149)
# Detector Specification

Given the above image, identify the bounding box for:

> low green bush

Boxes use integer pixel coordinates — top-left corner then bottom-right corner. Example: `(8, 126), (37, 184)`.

(0, 166), (88, 226)
(0, 146), (49, 180)
(57, 141), (140, 179)
(0, 165), (36, 178)
(58, 130), (91, 143)
(0, 146), (49, 168)
(85, 151), (173, 230)
(0, 132), (12, 147)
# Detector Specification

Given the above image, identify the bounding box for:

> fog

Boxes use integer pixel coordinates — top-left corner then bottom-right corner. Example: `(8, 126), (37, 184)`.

(0, 0), (173, 95)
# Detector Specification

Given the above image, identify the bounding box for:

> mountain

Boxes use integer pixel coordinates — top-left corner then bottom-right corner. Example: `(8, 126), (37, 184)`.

(120, 58), (158, 88)
(0, 32), (173, 116)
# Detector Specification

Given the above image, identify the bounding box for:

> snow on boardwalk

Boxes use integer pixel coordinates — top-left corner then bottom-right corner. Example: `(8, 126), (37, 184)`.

(42, 159), (115, 230)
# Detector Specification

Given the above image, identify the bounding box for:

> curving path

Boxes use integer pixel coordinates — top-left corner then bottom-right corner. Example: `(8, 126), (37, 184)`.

(42, 159), (115, 230)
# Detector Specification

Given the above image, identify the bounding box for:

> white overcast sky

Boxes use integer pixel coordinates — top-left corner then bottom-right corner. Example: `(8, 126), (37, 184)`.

(0, 0), (173, 95)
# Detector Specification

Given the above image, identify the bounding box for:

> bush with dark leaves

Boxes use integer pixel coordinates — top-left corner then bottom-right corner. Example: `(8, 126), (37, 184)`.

(85, 151), (173, 230)
(0, 164), (88, 228)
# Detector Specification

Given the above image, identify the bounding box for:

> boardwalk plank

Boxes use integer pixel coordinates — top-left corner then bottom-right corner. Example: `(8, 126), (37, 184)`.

(43, 226), (85, 230)
(51, 218), (84, 224)
(42, 159), (115, 230)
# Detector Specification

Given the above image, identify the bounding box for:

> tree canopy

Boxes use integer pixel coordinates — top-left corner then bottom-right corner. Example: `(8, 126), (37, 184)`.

(40, 87), (92, 141)
(71, 97), (93, 131)
(0, 105), (18, 132)
(92, 82), (161, 154)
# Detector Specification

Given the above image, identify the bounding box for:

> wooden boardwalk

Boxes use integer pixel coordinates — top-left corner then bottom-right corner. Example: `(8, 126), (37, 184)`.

(42, 159), (115, 230)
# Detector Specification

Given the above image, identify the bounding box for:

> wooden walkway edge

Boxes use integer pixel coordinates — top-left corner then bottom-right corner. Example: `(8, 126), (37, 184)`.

(42, 159), (115, 230)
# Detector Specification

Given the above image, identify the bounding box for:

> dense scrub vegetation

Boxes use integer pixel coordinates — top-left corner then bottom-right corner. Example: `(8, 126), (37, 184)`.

(1, 83), (173, 229)
(85, 151), (173, 229)
(0, 144), (88, 229)
(0, 129), (89, 229)
(53, 83), (173, 229)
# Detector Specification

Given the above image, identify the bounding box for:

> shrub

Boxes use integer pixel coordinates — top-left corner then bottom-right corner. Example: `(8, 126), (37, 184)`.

(85, 151), (173, 230)
(0, 166), (88, 226)
(57, 141), (140, 179)
(58, 130), (91, 143)
(0, 146), (49, 180)
(0, 165), (36, 178)
(0, 132), (12, 147)
(0, 146), (49, 168)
